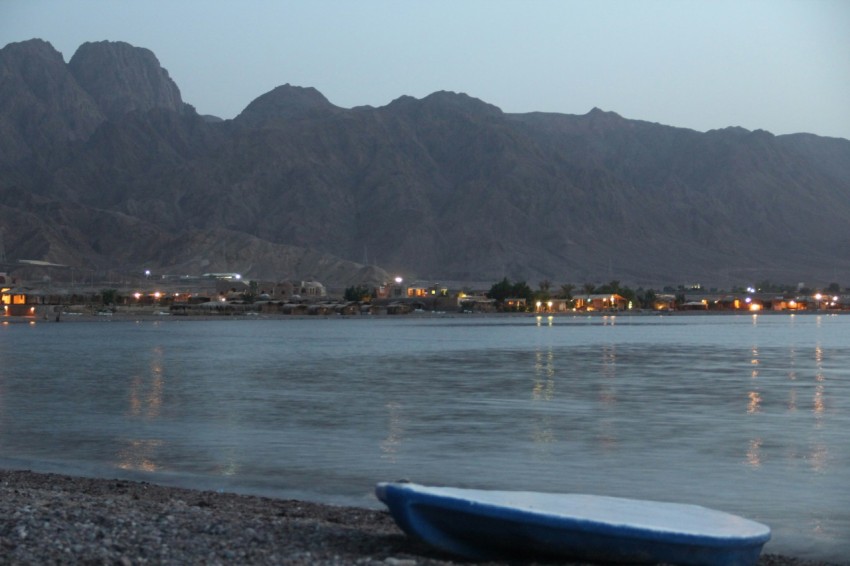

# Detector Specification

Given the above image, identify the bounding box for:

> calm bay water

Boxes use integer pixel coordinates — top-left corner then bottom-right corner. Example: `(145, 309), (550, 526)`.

(0, 313), (847, 560)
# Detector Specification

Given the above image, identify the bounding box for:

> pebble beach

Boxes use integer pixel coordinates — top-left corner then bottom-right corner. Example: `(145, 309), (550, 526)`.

(0, 470), (843, 565)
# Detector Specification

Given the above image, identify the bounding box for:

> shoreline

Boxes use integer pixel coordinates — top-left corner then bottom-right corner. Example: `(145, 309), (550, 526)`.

(1, 469), (843, 565)
(4, 307), (846, 324)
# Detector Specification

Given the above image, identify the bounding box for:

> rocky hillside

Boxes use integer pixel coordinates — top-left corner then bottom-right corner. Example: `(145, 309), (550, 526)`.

(2, 38), (849, 288)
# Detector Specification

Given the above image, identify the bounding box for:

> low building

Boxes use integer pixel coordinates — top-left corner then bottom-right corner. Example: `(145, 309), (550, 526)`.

(573, 294), (629, 311)
(299, 280), (327, 298)
(406, 281), (448, 298)
(1, 287), (35, 317)
(457, 293), (496, 313)
(652, 294), (677, 311)
(533, 299), (572, 313)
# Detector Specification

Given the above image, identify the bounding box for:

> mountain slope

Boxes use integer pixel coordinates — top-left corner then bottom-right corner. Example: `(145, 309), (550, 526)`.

(1, 38), (849, 288)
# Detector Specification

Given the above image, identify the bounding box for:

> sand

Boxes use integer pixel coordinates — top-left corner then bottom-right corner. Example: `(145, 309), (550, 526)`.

(0, 469), (842, 565)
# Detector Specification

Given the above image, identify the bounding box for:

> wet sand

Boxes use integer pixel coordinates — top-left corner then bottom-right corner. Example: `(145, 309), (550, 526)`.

(0, 469), (842, 565)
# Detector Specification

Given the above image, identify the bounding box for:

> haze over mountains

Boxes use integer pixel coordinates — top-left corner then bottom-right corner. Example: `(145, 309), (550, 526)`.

(2, 38), (849, 289)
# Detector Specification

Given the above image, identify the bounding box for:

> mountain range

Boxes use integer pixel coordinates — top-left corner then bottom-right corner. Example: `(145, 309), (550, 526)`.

(2, 38), (849, 289)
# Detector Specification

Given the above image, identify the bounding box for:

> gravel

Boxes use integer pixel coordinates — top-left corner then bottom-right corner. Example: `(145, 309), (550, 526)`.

(0, 469), (842, 565)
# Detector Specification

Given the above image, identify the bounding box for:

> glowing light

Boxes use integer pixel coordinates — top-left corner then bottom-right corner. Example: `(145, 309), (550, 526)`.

(134, 292), (141, 300)
(749, 303), (762, 311)
(394, 276), (403, 284)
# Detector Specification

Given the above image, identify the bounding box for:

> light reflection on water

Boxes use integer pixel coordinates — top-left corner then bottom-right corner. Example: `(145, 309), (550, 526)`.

(0, 314), (847, 561)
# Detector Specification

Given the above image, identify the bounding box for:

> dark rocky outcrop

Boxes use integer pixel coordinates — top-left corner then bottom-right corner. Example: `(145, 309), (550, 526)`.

(68, 40), (189, 119)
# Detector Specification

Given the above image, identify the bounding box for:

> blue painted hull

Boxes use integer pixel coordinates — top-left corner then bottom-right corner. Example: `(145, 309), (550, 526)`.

(376, 482), (771, 566)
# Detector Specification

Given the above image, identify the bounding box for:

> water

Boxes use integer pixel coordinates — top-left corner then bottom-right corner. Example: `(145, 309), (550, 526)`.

(0, 314), (847, 561)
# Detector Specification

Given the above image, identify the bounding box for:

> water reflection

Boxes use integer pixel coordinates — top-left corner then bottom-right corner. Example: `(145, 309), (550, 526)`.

(596, 420), (619, 452)
(787, 388), (798, 412)
(532, 349), (555, 402)
(597, 344), (617, 407)
(746, 438), (762, 468)
(813, 345), (825, 427)
(381, 401), (404, 462)
(120, 345), (166, 471)
(117, 438), (162, 472)
(600, 344), (617, 379)
(217, 453), (241, 477)
(813, 384), (825, 425)
(750, 345), (759, 379)
(747, 391), (762, 414)
(128, 346), (164, 419)
(808, 443), (828, 473)
(531, 347), (556, 448)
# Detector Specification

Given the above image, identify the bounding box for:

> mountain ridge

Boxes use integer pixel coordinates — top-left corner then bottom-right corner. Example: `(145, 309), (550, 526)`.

(1, 38), (848, 289)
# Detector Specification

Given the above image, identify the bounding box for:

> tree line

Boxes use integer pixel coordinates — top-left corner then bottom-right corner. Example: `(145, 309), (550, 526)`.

(486, 277), (660, 311)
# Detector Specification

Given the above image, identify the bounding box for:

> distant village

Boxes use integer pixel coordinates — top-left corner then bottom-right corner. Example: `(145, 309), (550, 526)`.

(2, 267), (848, 321)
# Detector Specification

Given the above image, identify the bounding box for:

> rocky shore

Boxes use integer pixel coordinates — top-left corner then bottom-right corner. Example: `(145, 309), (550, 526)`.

(0, 470), (844, 565)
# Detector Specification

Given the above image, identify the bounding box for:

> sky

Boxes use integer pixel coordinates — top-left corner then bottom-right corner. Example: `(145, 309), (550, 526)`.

(2, 0), (849, 139)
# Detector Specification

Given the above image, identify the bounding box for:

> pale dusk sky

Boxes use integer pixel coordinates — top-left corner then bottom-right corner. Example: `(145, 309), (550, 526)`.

(3, 0), (849, 139)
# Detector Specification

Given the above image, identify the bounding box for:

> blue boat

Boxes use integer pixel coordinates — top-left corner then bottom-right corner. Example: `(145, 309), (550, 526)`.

(375, 482), (771, 565)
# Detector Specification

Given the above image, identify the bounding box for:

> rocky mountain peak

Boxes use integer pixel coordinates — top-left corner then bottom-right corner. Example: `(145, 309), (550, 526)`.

(389, 90), (503, 120)
(0, 39), (104, 164)
(1, 38), (63, 66)
(68, 40), (186, 120)
(584, 107), (627, 127)
(234, 84), (340, 127)
(0, 39), (75, 107)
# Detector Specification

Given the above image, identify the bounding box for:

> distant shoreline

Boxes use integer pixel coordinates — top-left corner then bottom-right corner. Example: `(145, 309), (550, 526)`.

(4, 307), (846, 324)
